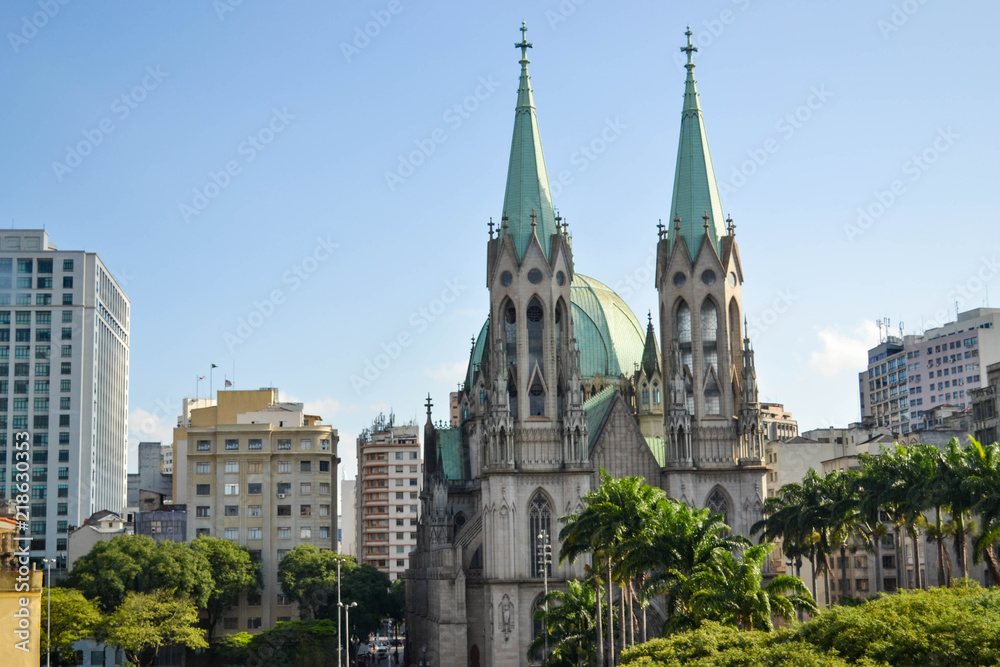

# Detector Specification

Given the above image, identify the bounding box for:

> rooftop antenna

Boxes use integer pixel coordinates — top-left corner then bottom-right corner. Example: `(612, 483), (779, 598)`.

(956, 300), (960, 320)
(876, 318), (884, 343)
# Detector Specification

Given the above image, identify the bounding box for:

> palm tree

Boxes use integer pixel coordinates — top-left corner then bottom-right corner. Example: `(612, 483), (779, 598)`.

(751, 480), (818, 613)
(964, 437), (1000, 584)
(858, 449), (910, 590)
(688, 543), (818, 631)
(642, 500), (748, 633)
(527, 579), (598, 667)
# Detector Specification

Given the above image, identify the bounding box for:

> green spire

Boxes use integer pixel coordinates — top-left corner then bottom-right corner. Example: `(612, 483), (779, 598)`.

(669, 27), (727, 260)
(641, 312), (660, 378)
(501, 22), (558, 261)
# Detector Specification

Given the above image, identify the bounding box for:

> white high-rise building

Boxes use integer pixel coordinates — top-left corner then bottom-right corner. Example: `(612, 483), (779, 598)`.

(0, 230), (129, 569)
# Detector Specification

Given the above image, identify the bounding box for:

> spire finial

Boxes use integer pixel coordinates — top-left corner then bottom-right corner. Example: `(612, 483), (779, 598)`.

(516, 21), (532, 64)
(681, 26), (698, 69)
(425, 393), (433, 419)
(743, 316), (749, 339)
(703, 211), (710, 232)
(648, 310), (652, 326)
(501, 212), (509, 232)
(530, 208), (537, 229)
(726, 214), (735, 235)
(657, 218), (665, 239)
(488, 217), (495, 237)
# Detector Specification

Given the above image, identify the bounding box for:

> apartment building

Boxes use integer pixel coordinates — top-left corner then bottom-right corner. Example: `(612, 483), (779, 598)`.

(355, 414), (421, 580)
(177, 389), (338, 633)
(859, 337), (910, 435)
(0, 230), (129, 569)
(760, 403), (798, 441)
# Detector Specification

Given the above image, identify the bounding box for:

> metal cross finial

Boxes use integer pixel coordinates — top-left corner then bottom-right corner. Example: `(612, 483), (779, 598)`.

(657, 218), (665, 238)
(516, 22), (532, 62)
(488, 217), (495, 237)
(726, 214), (735, 234)
(530, 208), (537, 228)
(681, 26), (698, 68)
(501, 212), (509, 231)
(702, 211), (711, 231)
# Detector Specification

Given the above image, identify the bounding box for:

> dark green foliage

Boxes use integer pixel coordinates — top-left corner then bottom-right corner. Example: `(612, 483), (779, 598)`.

(243, 620), (338, 667)
(190, 536), (261, 641)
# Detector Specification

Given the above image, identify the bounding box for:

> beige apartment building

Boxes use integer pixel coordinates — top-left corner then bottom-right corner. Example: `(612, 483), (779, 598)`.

(355, 414), (421, 580)
(175, 389), (338, 634)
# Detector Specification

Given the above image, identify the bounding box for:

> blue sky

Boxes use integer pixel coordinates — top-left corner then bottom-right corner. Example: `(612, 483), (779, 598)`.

(1, 1), (998, 479)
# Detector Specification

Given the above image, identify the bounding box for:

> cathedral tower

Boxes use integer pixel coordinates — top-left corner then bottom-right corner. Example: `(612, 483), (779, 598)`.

(655, 28), (765, 534)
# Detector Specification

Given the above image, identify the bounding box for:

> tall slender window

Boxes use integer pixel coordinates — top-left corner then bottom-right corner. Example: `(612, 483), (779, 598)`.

(504, 302), (517, 370)
(701, 300), (720, 414)
(529, 493), (552, 577)
(527, 298), (545, 416)
(676, 301), (694, 414)
(707, 487), (730, 527)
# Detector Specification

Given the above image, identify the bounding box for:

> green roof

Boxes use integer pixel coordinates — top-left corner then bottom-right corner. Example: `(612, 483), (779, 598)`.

(645, 437), (667, 466)
(669, 28), (727, 261)
(584, 386), (618, 448)
(501, 23), (558, 261)
(465, 319), (490, 390)
(436, 427), (465, 481)
(571, 275), (646, 378)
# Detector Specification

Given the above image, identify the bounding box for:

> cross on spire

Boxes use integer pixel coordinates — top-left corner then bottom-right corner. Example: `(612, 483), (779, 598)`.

(657, 218), (666, 238)
(488, 217), (495, 237)
(726, 214), (735, 235)
(516, 21), (532, 63)
(681, 26), (697, 69)
(702, 211), (710, 232)
(530, 208), (537, 229)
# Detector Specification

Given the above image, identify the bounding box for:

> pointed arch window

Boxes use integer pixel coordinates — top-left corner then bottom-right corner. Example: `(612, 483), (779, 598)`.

(555, 300), (565, 358)
(707, 487), (730, 527)
(529, 493), (552, 578)
(652, 381), (660, 404)
(641, 383), (649, 404)
(527, 298), (544, 374)
(504, 301), (517, 370)
(508, 373), (518, 421)
(676, 301), (694, 414)
(701, 300), (720, 413)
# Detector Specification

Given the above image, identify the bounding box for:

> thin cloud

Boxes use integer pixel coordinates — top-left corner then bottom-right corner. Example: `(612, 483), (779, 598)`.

(808, 321), (880, 378)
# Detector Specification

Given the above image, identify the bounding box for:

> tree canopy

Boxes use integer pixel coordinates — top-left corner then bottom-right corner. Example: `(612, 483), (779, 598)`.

(100, 589), (208, 667)
(41, 587), (102, 666)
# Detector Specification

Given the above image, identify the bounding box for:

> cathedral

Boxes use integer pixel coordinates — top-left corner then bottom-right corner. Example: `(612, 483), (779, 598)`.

(406, 25), (767, 667)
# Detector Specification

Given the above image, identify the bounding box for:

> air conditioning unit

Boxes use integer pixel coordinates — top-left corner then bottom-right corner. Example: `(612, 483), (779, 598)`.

(277, 493), (286, 499)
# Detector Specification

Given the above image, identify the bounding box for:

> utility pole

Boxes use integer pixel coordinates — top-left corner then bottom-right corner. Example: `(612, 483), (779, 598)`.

(537, 530), (552, 659)
(337, 557), (342, 667)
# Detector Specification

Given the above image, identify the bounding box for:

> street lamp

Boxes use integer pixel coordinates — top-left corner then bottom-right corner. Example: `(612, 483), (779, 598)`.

(537, 530), (552, 659)
(339, 601), (357, 665)
(42, 557), (58, 667)
(337, 558), (343, 667)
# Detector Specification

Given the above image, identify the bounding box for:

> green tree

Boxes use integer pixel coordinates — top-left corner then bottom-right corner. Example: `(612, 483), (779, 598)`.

(100, 590), (208, 667)
(337, 560), (394, 638)
(687, 544), (818, 631)
(751, 480), (819, 604)
(246, 619), (338, 667)
(276, 544), (343, 620)
(67, 534), (212, 612)
(964, 437), (1000, 584)
(527, 579), (598, 667)
(41, 587), (102, 666)
(190, 535), (262, 642)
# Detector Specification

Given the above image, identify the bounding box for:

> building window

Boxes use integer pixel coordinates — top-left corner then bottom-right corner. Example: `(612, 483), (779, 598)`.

(277, 527), (291, 539)
(300, 439), (312, 450)
(300, 483), (311, 495)
(224, 484), (239, 496)
(196, 484), (211, 496)
(320, 505), (330, 517)
(225, 461), (238, 474)
(196, 462), (211, 474)
(246, 617), (262, 630)
(248, 528), (262, 540)
(277, 461), (291, 473)
(248, 439), (262, 450)
(300, 460), (311, 472)
(247, 461), (263, 474)
(224, 528), (238, 541)
(247, 483), (262, 495)
(196, 506), (211, 518)
(276, 482), (291, 495)
(225, 439), (239, 450)
(224, 505), (239, 517)
(706, 487), (730, 527)
(300, 505), (311, 517)
(248, 505), (262, 517)
(277, 505), (291, 516)
(319, 483), (330, 495)
(277, 439), (291, 450)
(223, 618), (238, 630)
(196, 440), (211, 451)
(300, 527), (312, 539)
(529, 493), (552, 578)
(196, 528), (210, 537)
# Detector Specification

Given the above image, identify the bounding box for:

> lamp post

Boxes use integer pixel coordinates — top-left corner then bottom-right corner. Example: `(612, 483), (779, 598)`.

(42, 557), (57, 667)
(537, 530), (552, 659)
(339, 601), (357, 666)
(337, 558), (342, 667)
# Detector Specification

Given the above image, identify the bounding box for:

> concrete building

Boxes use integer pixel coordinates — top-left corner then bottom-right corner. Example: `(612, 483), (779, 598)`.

(449, 391), (461, 426)
(340, 476), (356, 556)
(859, 337), (910, 435)
(761, 403), (797, 441)
(1, 510), (43, 667)
(971, 361), (1000, 444)
(134, 503), (187, 544)
(177, 388), (338, 634)
(67, 510), (132, 569)
(356, 414), (421, 580)
(126, 440), (173, 508)
(0, 230), (129, 572)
